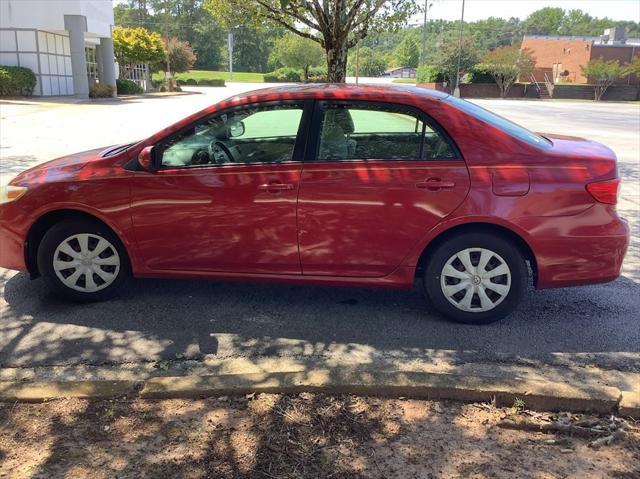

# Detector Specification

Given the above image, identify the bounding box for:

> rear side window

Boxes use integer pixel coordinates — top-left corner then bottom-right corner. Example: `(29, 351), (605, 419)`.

(444, 96), (552, 149)
(315, 103), (456, 161)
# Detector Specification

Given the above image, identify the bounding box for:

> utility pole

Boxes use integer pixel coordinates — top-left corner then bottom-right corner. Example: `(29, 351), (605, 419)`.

(355, 41), (360, 84)
(420, 0), (433, 66)
(228, 30), (234, 81)
(453, 0), (465, 97)
(164, 0), (171, 91)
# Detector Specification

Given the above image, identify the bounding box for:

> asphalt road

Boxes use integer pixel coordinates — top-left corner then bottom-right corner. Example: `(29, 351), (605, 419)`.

(1, 86), (638, 371)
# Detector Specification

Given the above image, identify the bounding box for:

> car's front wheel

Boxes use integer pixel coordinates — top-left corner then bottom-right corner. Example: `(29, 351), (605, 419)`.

(424, 232), (527, 324)
(37, 219), (130, 301)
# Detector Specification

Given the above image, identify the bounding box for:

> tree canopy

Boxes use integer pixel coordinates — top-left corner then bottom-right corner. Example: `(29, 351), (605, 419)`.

(112, 27), (166, 79)
(478, 45), (536, 97)
(112, 1), (640, 81)
(394, 35), (420, 68)
(166, 37), (197, 73)
(347, 46), (388, 77)
(204, 0), (420, 82)
(581, 58), (627, 100)
(432, 37), (479, 92)
(269, 34), (324, 81)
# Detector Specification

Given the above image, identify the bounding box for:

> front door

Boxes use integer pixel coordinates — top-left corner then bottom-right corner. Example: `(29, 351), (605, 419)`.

(297, 101), (470, 277)
(130, 102), (309, 274)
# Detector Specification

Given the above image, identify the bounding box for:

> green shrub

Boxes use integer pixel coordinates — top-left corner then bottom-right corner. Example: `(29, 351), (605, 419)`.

(416, 65), (444, 83)
(196, 78), (225, 87)
(176, 79), (186, 86)
(116, 78), (143, 95)
(307, 66), (327, 82)
(0, 65), (37, 96)
(467, 69), (495, 84)
(184, 78), (198, 86)
(89, 83), (115, 98)
(264, 67), (302, 82)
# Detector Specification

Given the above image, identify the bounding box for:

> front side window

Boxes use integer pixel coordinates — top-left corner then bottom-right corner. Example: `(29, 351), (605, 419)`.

(160, 104), (303, 168)
(315, 103), (456, 161)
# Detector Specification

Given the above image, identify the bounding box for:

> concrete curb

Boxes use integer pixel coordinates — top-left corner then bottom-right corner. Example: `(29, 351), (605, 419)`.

(0, 366), (634, 416)
(619, 390), (640, 417)
(0, 380), (137, 402)
(139, 370), (623, 414)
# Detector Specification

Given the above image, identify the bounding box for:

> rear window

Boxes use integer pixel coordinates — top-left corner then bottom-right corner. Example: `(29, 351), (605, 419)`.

(445, 96), (552, 150)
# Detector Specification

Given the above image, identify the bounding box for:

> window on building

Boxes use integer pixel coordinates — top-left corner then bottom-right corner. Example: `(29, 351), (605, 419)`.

(86, 47), (98, 83)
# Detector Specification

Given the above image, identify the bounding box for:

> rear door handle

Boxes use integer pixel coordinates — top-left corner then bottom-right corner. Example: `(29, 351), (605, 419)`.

(258, 182), (294, 193)
(416, 178), (456, 191)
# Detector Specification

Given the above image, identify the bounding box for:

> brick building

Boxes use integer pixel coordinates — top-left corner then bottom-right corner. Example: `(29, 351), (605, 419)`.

(521, 28), (640, 86)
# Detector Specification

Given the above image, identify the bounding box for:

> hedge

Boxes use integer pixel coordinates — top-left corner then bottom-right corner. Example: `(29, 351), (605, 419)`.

(0, 65), (36, 96)
(197, 78), (225, 87)
(89, 83), (115, 98)
(264, 67), (303, 82)
(116, 78), (143, 95)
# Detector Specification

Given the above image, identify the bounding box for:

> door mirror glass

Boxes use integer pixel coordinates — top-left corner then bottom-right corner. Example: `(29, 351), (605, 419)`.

(228, 120), (245, 138)
(138, 146), (156, 171)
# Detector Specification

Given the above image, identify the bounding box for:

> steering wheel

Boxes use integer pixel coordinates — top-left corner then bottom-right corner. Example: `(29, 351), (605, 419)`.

(208, 141), (234, 164)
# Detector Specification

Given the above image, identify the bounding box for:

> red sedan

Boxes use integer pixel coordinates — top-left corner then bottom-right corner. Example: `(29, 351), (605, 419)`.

(0, 85), (629, 323)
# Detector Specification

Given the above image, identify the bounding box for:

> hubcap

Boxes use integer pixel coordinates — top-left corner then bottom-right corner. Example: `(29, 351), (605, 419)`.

(440, 248), (511, 313)
(52, 233), (120, 292)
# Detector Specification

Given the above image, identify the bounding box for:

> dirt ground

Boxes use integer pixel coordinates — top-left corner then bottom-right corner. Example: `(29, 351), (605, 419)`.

(0, 394), (638, 479)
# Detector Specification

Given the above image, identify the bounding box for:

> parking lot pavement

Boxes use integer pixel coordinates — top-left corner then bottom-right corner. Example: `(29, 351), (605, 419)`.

(0, 88), (638, 371)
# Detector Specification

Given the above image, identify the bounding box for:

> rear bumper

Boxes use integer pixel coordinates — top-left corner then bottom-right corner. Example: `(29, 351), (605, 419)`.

(522, 205), (630, 289)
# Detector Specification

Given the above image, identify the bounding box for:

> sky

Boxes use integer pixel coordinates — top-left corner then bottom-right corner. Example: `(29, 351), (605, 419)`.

(420, 0), (640, 22)
(111, 0), (640, 23)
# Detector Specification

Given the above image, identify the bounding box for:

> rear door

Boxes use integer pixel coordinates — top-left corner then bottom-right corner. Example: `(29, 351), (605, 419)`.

(297, 100), (470, 277)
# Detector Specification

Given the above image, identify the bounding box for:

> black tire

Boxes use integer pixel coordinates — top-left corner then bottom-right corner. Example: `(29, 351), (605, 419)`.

(424, 232), (527, 324)
(37, 219), (130, 302)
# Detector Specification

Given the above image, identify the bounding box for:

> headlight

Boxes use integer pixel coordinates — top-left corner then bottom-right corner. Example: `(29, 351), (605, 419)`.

(0, 185), (28, 204)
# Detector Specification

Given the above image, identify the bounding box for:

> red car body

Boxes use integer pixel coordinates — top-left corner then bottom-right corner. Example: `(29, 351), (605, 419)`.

(0, 85), (629, 294)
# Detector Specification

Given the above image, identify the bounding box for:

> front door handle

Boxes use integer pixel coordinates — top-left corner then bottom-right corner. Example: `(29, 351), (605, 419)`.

(258, 181), (294, 193)
(416, 177), (456, 191)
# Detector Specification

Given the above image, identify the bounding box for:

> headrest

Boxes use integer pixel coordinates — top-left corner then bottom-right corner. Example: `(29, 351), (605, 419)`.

(325, 107), (354, 134)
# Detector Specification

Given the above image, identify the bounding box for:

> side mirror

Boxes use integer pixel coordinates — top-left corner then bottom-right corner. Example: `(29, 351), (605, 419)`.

(229, 120), (245, 138)
(138, 146), (156, 171)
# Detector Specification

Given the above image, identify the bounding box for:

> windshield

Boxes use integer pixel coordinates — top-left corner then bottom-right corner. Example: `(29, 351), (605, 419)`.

(444, 96), (552, 149)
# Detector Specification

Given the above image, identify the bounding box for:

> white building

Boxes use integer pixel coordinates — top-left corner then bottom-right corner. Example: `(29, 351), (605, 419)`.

(0, 0), (116, 98)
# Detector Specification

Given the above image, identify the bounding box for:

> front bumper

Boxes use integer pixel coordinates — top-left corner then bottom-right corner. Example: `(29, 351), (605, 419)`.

(0, 204), (28, 272)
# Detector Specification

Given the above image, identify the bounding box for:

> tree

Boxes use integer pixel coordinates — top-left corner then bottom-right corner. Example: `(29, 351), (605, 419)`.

(432, 37), (479, 93)
(112, 27), (166, 78)
(624, 56), (640, 78)
(394, 35), (419, 68)
(270, 34), (324, 81)
(523, 7), (564, 35)
(166, 37), (197, 73)
(581, 58), (626, 101)
(347, 46), (388, 77)
(204, 0), (420, 83)
(478, 45), (536, 98)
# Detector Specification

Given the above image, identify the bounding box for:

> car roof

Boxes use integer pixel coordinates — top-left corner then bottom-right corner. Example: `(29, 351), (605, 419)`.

(224, 83), (450, 106)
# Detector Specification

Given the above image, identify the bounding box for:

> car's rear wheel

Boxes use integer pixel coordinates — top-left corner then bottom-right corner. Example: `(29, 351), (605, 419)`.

(424, 232), (527, 324)
(37, 219), (130, 301)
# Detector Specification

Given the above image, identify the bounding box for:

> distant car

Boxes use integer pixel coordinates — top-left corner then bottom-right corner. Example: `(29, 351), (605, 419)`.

(0, 85), (629, 324)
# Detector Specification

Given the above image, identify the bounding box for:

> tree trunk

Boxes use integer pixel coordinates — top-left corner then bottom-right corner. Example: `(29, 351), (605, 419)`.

(303, 64), (309, 83)
(326, 42), (348, 83)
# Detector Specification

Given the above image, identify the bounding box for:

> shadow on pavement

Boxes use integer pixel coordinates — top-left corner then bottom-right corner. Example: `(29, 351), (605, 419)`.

(1, 267), (639, 371)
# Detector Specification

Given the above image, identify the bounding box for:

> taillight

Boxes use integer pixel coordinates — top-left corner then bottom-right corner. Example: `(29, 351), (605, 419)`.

(586, 178), (621, 205)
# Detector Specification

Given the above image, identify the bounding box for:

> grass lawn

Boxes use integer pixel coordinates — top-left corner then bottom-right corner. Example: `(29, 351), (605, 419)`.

(153, 70), (265, 83)
(392, 78), (417, 84)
